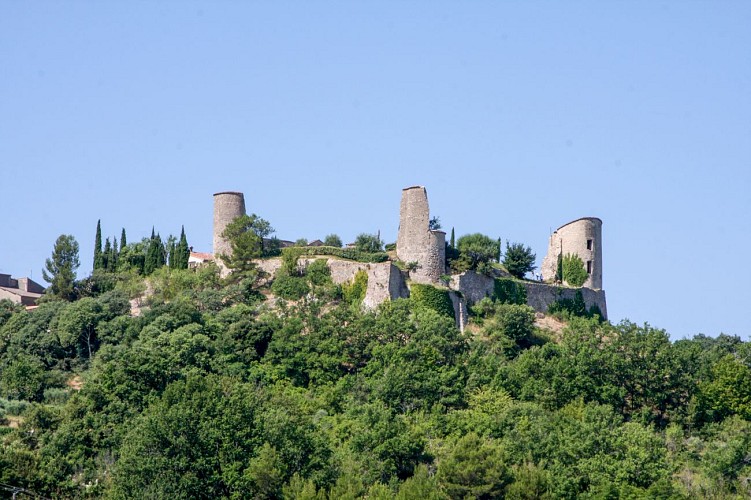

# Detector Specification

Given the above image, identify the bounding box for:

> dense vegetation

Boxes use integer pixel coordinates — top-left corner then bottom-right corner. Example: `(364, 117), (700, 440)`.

(2, 228), (751, 498)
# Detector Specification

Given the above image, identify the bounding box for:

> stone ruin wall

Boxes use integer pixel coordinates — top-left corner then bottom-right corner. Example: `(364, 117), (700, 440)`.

(213, 191), (246, 265)
(541, 217), (603, 289)
(254, 257), (409, 310)
(396, 186), (444, 284)
(448, 270), (607, 329)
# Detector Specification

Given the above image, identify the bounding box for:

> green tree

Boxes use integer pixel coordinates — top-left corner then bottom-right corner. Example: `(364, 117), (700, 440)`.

(429, 216), (442, 230)
(0, 354), (46, 401)
(174, 226), (190, 270)
(698, 355), (751, 421)
(437, 433), (509, 499)
(102, 237), (112, 272)
(323, 234), (342, 247)
(57, 297), (105, 360)
(120, 227), (127, 250)
(449, 227), (455, 249)
(94, 219), (103, 271)
(562, 253), (588, 287)
(220, 214), (274, 285)
(453, 233), (501, 273)
(354, 233), (383, 253)
(503, 242), (536, 279)
(42, 234), (80, 301)
(144, 229), (166, 275)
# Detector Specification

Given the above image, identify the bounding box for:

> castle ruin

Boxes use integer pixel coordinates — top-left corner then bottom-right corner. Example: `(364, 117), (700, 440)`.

(396, 186), (446, 284)
(540, 217), (603, 289)
(201, 187), (607, 327)
(213, 191), (246, 271)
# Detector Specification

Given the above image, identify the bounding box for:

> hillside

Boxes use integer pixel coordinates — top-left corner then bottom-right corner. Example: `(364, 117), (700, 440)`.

(1, 261), (751, 499)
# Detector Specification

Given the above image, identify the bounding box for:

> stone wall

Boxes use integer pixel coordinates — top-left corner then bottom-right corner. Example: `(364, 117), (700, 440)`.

(540, 217), (603, 289)
(255, 256), (408, 309)
(449, 270), (607, 320)
(521, 281), (607, 319)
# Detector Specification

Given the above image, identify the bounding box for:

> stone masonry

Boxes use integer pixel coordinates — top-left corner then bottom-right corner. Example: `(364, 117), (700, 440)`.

(396, 186), (445, 284)
(541, 217), (603, 289)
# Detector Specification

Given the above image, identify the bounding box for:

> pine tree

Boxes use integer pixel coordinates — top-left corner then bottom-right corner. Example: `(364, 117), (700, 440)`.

(120, 228), (127, 251)
(94, 220), (103, 270)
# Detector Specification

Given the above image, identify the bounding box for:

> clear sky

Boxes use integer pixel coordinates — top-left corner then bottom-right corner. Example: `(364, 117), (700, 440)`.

(1, 2), (749, 340)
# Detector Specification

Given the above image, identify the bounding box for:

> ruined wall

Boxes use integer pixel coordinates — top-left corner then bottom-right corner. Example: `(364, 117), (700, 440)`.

(450, 270), (607, 320)
(213, 191), (246, 264)
(541, 217), (603, 289)
(255, 257), (408, 309)
(396, 186), (444, 284)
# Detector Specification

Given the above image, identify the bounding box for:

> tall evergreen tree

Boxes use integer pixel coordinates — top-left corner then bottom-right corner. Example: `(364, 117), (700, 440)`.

(167, 240), (177, 269)
(120, 228), (127, 251)
(94, 220), (103, 270)
(111, 237), (119, 272)
(450, 227), (455, 249)
(102, 238), (112, 272)
(43, 234), (80, 301)
(144, 230), (166, 275)
(176, 226), (190, 270)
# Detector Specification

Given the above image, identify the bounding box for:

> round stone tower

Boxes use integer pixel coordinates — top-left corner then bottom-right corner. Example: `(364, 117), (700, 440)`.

(213, 191), (246, 261)
(541, 217), (602, 289)
(396, 186), (445, 284)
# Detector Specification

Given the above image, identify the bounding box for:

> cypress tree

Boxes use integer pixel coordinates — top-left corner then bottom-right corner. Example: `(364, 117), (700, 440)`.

(176, 226), (190, 269)
(450, 228), (455, 249)
(144, 228), (160, 275)
(111, 237), (119, 272)
(120, 228), (127, 251)
(94, 220), (103, 270)
(103, 238), (112, 272)
(167, 240), (177, 269)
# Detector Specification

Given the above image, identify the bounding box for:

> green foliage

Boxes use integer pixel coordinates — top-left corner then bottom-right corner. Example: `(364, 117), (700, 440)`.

(502, 241), (536, 279)
(42, 234), (80, 301)
(342, 270), (368, 305)
(220, 214), (274, 283)
(437, 433), (509, 499)
(354, 233), (383, 253)
(409, 283), (455, 318)
(323, 234), (343, 247)
(94, 219), (103, 271)
(562, 252), (588, 287)
(0, 354), (46, 401)
(429, 216), (441, 230)
(548, 290), (602, 320)
(453, 233), (500, 273)
(492, 278), (528, 305)
(272, 273), (311, 301)
(280, 245), (388, 263)
(1, 242), (750, 498)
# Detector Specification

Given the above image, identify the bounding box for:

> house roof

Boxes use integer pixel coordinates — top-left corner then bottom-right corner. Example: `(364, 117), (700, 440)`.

(189, 252), (214, 261)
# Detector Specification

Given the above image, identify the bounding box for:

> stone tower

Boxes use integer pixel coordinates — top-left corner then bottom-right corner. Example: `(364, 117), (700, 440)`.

(213, 191), (246, 261)
(541, 217), (602, 289)
(396, 186), (446, 284)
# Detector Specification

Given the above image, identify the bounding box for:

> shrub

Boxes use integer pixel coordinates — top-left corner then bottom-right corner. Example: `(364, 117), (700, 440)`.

(342, 270), (368, 305)
(410, 283), (455, 318)
(0, 398), (31, 416)
(271, 273), (310, 300)
(43, 387), (70, 405)
(562, 253), (588, 287)
(307, 259), (331, 286)
(280, 246), (388, 264)
(493, 278), (527, 305)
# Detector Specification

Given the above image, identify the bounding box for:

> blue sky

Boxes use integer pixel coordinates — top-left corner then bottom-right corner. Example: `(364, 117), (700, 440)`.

(1, 2), (749, 339)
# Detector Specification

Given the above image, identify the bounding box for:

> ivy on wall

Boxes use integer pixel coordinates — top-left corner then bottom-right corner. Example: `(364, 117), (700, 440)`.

(410, 283), (455, 318)
(492, 278), (527, 305)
